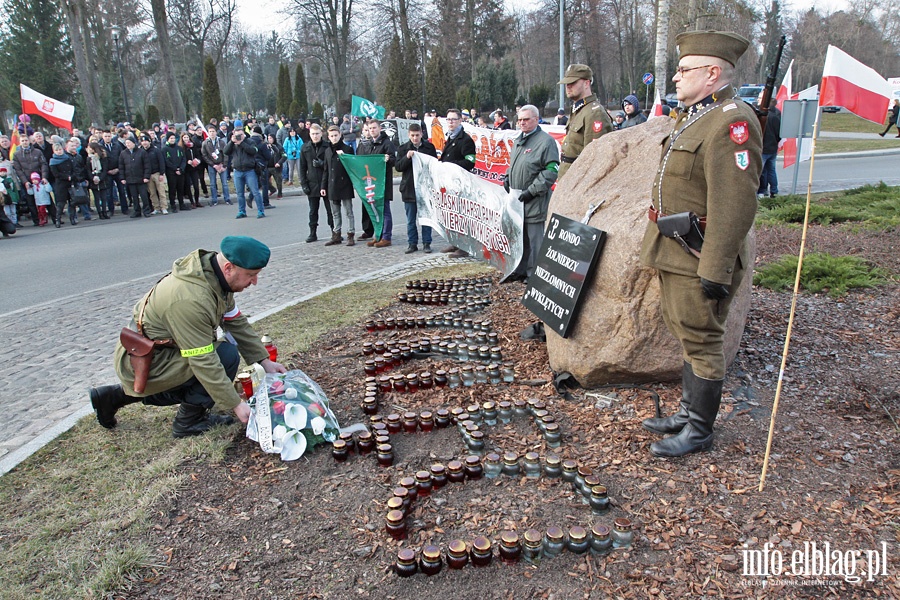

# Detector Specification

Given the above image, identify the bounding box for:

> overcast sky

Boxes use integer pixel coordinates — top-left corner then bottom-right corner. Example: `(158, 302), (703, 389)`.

(235, 0), (855, 37)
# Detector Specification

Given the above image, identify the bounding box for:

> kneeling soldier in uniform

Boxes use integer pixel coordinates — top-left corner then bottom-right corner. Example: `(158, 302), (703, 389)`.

(90, 236), (287, 437)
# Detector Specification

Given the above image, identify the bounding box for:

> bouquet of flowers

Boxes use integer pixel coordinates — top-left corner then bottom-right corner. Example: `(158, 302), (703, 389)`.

(246, 370), (340, 461)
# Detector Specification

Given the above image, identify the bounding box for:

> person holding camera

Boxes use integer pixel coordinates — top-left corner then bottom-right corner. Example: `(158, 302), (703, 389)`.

(224, 128), (265, 219)
(299, 123), (333, 242)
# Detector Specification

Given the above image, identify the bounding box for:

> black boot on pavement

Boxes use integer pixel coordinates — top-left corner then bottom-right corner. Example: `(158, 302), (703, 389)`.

(643, 362), (693, 435)
(650, 374), (724, 458)
(89, 384), (138, 429)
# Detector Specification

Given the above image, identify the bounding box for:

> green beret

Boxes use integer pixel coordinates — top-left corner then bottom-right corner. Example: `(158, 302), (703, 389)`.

(558, 64), (593, 85)
(675, 30), (750, 67)
(220, 236), (270, 270)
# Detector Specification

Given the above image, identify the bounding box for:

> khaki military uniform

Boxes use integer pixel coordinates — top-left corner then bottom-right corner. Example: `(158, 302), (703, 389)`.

(558, 94), (612, 179)
(639, 85), (762, 379)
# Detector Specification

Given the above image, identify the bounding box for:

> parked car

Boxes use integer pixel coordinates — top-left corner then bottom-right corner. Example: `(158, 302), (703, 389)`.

(737, 84), (765, 105)
(821, 105), (841, 113)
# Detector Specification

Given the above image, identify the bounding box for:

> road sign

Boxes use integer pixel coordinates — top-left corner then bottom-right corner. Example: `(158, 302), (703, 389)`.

(642, 73), (654, 85)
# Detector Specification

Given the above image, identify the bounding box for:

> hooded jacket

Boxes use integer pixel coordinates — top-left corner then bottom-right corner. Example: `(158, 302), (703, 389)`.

(114, 249), (269, 409)
(621, 95), (647, 128)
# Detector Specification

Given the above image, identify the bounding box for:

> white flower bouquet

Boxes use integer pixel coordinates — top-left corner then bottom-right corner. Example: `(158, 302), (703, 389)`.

(246, 370), (341, 461)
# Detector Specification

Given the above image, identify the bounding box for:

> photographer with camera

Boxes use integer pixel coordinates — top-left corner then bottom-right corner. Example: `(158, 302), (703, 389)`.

(299, 123), (332, 242)
(223, 128), (264, 219)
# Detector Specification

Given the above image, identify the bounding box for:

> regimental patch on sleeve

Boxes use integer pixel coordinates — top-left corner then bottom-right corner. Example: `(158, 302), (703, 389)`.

(592, 121), (604, 133)
(729, 121), (749, 145)
(734, 150), (749, 170)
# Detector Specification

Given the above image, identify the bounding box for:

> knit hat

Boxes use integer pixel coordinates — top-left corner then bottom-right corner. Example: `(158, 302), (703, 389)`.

(220, 236), (271, 270)
(252, 125), (263, 134)
(616, 111), (626, 118)
(234, 119), (243, 128)
(30, 172), (41, 181)
(623, 95), (640, 110)
(140, 134), (151, 142)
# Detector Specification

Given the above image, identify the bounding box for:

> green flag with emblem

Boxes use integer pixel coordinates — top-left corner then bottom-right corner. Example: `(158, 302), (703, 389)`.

(351, 95), (386, 120)
(339, 154), (386, 239)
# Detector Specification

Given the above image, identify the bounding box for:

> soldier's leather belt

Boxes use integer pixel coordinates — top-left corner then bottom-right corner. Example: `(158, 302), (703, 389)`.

(648, 206), (706, 232)
(560, 155), (576, 164)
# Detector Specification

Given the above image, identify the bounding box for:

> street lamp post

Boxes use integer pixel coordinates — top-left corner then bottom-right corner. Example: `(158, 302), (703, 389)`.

(419, 29), (427, 115)
(110, 27), (131, 123)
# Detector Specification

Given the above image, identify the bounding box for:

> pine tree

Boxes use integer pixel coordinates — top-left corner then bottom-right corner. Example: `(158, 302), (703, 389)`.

(426, 46), (456, 115)
(202, 56), (224, 123)
(277, 64), (293, 117)
(293, 63), (308, 115)
(312, 101), (324, 120)
(146, 104), (160, 127)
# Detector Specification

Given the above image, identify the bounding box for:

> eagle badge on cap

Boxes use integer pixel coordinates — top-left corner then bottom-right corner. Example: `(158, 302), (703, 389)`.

(734, 150), (749, 170)
(729, 121), (749, 145)
(592, 121), (604, 133)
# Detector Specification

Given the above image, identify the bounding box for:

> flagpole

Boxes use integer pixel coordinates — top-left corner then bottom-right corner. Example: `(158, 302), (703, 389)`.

(759, 111), (820, 493)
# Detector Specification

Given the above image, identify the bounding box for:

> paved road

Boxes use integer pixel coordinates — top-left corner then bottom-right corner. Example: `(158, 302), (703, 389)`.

(777, 147), (900, 195)
(0, 185), (458, 474)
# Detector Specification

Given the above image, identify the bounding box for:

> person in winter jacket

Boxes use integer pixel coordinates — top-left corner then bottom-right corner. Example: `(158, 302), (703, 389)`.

(181, 133), (204, 209)
(265, 134), (285, 200)
(118, 137), (152, 218)
(282, 129), (304, 185)
(321, 126), (355, 245)
(48, 140), (89, 227)
(86, 142), (112, 219)
(202, 125), (230, 205)
(504, 105), (559, 279)
(356, 120), (397, 246)
(621, 95), (647, 128)
(90, 236), (287, 437)
(224, 127), (265, 218)
(12, 135), (49, 227)
(163, 132), (189, 212)
(437, 108), (477, 256)
(141, 135), (168, 214)
(299, 124), (332, 242)
(395, 123), (437, 253)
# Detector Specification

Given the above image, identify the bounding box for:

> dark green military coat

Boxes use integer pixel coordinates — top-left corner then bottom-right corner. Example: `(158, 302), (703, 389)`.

(558, 94), (612, 180)
(640, 85), (762, 286)
(114, 250), (269, 409)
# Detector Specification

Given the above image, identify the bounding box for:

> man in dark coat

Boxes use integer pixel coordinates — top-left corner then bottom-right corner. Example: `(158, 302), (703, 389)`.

(437, 108), (476, 256)
(395, 122), (437, 253)
(356, 119), (397, 246)
(321, 126), (356, 246)
(299, 123), (332, 242)
(118, 138), (152, 218)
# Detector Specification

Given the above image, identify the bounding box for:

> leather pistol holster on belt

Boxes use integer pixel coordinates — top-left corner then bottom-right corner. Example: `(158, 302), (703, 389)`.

(120, 328), (156, 393)
(655, 211), (704, 258)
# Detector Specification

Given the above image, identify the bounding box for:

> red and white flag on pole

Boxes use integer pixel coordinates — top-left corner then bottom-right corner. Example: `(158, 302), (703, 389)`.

(650, 88), (664, 117)
(20, 84), (75, 131)
(776, 60), (799, 167)
(819, 45), (891, 124)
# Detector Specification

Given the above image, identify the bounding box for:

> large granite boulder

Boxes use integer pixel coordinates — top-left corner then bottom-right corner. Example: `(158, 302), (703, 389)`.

(544, 117), (754, 386)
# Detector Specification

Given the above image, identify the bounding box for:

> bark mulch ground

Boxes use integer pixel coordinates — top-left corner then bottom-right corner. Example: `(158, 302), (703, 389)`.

(124, 226), (900, 599)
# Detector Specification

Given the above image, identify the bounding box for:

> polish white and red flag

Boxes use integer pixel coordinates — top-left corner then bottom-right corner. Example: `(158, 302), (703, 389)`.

(776, 60), (799, 167)
(20, 84), (75, 131)
(819, 45), (891, 124)
(650, 88), (665, 117)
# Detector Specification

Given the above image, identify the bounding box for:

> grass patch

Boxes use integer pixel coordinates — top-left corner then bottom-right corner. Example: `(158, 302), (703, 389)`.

(753, 252), (892, 297)
(756, 182), (900, 228)
(820, 112), (887, 134)
(0, 260), (492, 600)
(816, 138), (900, 154)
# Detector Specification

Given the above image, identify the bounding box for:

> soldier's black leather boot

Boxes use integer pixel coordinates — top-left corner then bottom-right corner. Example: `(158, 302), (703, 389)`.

(172, 404), (234, 438)
(89, 384), (138, 429)
(643, 362), (694, 435)
(650, 375), (723, 458)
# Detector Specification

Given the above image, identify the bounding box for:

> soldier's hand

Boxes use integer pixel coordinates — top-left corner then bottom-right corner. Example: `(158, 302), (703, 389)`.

(234, 401), (251, 424)
(260, 358), (287, 374)
(518, 190), (534, 203)
(700, 278), (730, 300)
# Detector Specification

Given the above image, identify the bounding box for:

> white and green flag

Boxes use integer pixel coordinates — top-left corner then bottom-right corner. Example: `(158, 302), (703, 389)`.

(351, 95), (385, 120)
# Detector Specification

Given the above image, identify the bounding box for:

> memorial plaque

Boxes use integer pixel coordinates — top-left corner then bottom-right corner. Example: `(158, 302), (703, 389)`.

(522, 213), (606, 338)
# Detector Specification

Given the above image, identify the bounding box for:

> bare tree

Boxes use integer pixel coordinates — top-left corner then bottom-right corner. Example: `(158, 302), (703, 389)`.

(150, 0), (187, 121)
(654, 0), (670, 98)
(60, 0), (104, 125)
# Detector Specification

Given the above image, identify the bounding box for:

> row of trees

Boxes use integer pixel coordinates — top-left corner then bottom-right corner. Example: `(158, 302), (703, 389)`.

(0, 0), (898, 131)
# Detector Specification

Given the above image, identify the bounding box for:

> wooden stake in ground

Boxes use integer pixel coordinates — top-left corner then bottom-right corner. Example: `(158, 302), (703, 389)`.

(758, 117), (821, 493)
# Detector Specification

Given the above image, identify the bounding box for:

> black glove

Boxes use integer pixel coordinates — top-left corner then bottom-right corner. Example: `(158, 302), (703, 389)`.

(700, 278), (730, 300)
(302, 187), (311, 196)
(502, 174), (510, 193)
(312, 158), (324, 168)
(518, 190), (534, 203)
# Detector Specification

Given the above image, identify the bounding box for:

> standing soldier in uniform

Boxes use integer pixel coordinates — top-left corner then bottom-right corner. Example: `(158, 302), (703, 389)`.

(639, 31), (762, 458)
(557, 64), (612, 180)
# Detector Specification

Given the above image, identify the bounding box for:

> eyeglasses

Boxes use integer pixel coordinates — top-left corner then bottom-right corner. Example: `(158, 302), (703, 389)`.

(446, 117), (460, 121)
(675, 64), (713, 75)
